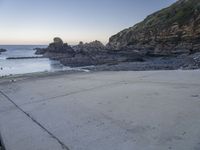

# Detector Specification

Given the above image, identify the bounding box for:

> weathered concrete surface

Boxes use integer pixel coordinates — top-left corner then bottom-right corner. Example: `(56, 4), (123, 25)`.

(0, 70), (200, 150)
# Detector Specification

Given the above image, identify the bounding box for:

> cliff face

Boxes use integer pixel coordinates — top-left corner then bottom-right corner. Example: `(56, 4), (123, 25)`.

(107, 0), (200, 55)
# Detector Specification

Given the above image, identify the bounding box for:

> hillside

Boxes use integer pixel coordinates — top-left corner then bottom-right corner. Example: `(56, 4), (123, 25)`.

(107, 0), (200, 55)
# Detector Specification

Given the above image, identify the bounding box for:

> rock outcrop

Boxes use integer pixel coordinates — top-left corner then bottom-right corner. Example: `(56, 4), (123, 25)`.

(60, 40), (142, 67)
(73, 40), (107, 52)
(107, 0), (200, 56)
(35, 38), (142, 67)
(35, 36), (200, 69)
(35, 37), (75, 57)
(46, 37), (74, 54)
(0, 48), (7, 54)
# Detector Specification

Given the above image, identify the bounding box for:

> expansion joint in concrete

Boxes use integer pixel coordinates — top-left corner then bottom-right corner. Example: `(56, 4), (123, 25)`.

(0, 90), (70, 150)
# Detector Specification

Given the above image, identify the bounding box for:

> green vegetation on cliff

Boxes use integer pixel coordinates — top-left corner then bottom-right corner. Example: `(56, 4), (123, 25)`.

(137, 0), (200, 29)
(108, 0), (200, 55)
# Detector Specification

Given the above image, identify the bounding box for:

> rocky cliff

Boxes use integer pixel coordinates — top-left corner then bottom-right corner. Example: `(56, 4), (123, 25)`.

(107, 0), (200, 55)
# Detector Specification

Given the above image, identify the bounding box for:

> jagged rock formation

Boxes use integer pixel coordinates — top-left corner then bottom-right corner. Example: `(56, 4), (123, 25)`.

(0, 49), (6, 52)
(35, 38), (142, 67)
(60, 40), (142, 67)
(73, 40), (107, 52)
(46, 37), (74, 54)
(35, 37), (75, 57)
(107, 0), (200, 55)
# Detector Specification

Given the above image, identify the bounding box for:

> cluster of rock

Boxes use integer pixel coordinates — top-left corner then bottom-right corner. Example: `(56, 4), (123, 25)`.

(35, 38), (74, 55)
(35, 35), (200, 69)
(107, 0), (200, 56)
(35, 38), (142, 67)
(85, 53), (200, 71)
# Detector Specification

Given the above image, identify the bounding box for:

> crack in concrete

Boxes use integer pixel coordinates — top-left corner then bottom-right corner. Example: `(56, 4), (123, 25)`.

(2, 71), (199, 110)
(20, 81), (124, 106)
(0, 90), (70, 150)
(28, 80), (199, 106)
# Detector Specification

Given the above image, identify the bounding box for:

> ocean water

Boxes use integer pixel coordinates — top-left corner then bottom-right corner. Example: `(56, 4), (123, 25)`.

(0, 45), (72, 76)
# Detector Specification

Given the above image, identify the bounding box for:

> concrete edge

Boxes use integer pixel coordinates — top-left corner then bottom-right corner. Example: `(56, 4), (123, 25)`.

(0, 70), (88, 85)
(0, 132), (5, 150)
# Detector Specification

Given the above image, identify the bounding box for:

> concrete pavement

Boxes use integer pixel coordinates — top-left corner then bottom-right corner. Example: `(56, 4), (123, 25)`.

(0, 70), (200, 150)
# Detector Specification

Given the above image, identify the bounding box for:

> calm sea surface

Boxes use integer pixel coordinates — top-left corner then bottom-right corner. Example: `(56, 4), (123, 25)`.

(0, 45), (73, 76)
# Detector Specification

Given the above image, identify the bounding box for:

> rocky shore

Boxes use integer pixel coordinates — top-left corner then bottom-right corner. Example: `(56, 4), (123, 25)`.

(35, 38), (143, 67)
(35, 0), (200, 71)
(35, 37), (200, 71)
(84, 53), (200, 71)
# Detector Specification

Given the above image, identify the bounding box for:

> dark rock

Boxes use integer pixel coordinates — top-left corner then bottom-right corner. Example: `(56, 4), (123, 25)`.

(7, 56), (43, 59)
(35, 37), (75, 55)
(73, 40), (107, 53)
(47, 42), (73, 53)
(83, 52), (200, 71)
(53, 37), (63, 45)
(35, 38), (144, 67)
(59, 49), (143, 67)
(34, 48), (46, 55)
(0, 48), (7, 53)
(79, 41), (84, 45)
(35, 36), (200, 70)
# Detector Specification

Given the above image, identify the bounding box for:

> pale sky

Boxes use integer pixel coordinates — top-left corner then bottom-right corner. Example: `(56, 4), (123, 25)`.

(0, 0), (176, 45)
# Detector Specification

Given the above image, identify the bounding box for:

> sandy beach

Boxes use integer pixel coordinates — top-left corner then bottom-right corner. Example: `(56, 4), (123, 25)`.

(0, 70), (200, 150)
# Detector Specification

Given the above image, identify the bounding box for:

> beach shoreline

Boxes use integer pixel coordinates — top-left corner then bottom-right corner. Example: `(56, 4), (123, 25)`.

(1, 64), (200, 84)
(0, 69), (87, 85)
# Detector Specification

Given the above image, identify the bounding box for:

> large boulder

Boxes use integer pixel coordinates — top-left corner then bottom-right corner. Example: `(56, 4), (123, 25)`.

(53, 37), (63, 45)
(35, 37), (75, 55)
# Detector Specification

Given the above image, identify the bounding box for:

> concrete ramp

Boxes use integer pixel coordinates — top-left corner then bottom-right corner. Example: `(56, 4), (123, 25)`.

(0, 70), (200, 150)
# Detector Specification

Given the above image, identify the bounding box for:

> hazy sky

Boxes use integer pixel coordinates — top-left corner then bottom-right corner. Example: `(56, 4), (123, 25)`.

(0, 0), (176, 45)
